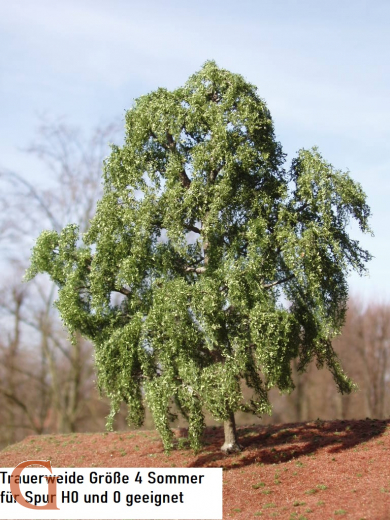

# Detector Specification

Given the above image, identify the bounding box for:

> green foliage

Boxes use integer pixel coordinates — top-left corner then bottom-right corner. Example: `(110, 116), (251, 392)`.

(26, 61), (372, 452)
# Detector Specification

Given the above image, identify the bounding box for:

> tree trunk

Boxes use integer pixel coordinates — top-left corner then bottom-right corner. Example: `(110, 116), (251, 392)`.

(221, 411), (242, 453)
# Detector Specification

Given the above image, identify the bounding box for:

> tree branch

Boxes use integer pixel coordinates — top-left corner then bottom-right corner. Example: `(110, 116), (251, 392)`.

(224, 305), (236, 315)
(166, 132), (191, 188)
(209, 163), (224, 183)
(1, 170), (62, 231)
(150, 129), (191, 189)
(185, 267), (206, 274)
(262, 275), (294, 289)
(184, 224), (201, 234)
(179, 170), (191, 189)
(114, 287), (131, 296)
(0, 386), (40, 432)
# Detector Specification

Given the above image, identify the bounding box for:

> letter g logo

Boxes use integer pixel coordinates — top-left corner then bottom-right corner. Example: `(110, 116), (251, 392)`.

(10, 460), (59, 510)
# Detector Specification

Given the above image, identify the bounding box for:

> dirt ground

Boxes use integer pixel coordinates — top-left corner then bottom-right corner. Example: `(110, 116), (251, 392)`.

(1, 418), (390, 519)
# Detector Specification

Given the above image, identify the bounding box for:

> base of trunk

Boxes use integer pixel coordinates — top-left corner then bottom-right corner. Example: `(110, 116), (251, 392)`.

(220, 440), (243, 454)
(221, 411), (242, 454)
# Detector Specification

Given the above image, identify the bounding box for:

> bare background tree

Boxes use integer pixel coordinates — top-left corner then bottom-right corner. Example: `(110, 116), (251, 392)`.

(1, 118), (389, 449)
(254, 297), (390, 427)
(0, 118), (127, 447)
(340, 299), (390, 419)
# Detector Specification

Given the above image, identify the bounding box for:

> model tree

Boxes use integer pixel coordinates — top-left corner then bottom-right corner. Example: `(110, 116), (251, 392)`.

(26, 61), (372, 453)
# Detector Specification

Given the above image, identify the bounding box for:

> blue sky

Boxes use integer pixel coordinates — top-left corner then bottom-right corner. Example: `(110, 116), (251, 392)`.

(1, 0), (389, 300)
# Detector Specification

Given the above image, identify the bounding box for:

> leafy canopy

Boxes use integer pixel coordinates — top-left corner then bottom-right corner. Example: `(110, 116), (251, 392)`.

(26, 61), (372, 451)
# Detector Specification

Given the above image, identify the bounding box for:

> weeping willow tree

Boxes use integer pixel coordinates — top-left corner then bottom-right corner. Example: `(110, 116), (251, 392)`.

(26, 61), (372, 453)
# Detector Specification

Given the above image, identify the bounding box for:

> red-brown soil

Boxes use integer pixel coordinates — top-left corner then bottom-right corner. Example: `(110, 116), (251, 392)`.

(1, 419), (390, 519)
